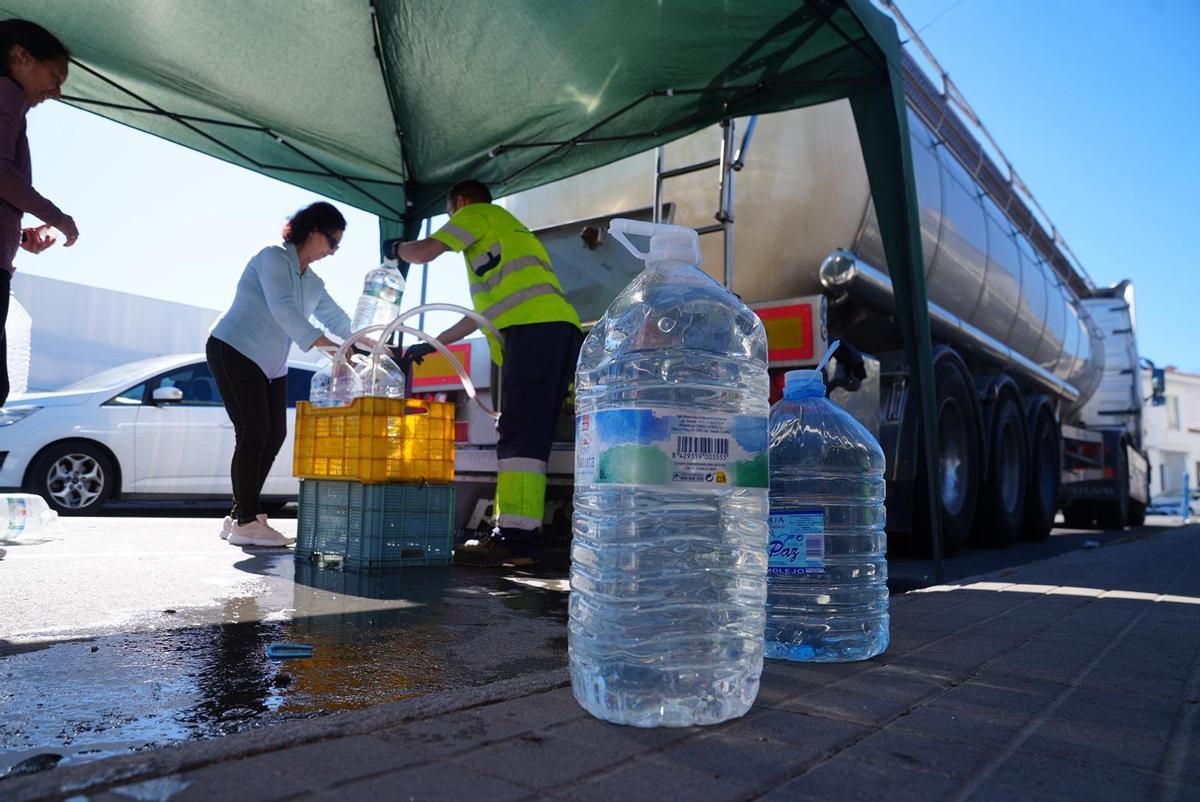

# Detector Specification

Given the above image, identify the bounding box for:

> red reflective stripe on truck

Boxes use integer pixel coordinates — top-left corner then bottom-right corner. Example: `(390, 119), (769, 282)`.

(754, 303), (815, 362)
(412, 343), (473, 388)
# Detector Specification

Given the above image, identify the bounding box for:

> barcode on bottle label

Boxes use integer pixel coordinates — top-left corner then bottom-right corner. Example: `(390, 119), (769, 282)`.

(676, 436), (728, 458)
(574, 406), (768, 490)
(767, 509), (825, 574)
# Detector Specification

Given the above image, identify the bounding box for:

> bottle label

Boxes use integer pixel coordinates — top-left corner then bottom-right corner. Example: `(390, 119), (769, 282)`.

(6, 496), (27, 532)
(362, 286), (400, 303)
(768, 510), (825, 574)
(575, 407), (768, 490)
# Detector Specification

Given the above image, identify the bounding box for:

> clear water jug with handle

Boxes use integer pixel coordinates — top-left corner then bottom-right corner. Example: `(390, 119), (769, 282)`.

(766, 342), (889, 662)
(570, 218), (770, 727)
(351, 258), (406, 332)
(0, 493), (62, 539)
(308, 355), (363, 408)
(353, 351), (406, 399)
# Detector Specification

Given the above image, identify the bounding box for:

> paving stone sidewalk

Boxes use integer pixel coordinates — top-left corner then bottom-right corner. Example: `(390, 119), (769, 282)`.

(5, 526), (1199, 802)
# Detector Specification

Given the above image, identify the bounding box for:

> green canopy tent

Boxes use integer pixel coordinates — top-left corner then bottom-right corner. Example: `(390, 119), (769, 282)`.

(3, 0), (945, 566)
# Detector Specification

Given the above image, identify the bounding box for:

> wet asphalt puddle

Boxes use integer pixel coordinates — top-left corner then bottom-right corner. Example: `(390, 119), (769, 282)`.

(0, 555), (569, 777)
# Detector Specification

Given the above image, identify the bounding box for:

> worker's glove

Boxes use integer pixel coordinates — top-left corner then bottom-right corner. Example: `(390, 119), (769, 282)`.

(403, 342), (437, 365)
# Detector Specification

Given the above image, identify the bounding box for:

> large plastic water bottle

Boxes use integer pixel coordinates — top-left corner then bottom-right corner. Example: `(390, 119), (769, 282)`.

(353, 351), (406, 399)
(570, 219), (770, 727)
(0, 493), (62, 538)
(766, 341), (889, 662)
(308, 357), (362, 408)
(351, 259), (406, 332)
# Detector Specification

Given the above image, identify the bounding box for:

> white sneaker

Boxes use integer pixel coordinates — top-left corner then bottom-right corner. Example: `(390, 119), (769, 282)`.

(228, 519), (292, 548)
(219, 515), (233, 540)
(255, 514), (295, 545)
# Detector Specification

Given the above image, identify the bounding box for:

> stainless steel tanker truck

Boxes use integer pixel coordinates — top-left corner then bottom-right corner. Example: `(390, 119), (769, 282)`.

(430, 43), (1150, 557)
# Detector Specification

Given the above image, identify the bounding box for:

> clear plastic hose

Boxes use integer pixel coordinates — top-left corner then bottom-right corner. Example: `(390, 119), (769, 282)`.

(331, 311), (500, 420)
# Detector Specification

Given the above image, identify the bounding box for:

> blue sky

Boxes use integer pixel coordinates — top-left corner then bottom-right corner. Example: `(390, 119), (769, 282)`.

(894, 0), (1200, 371)
(19, 103), (472, 338)
(13, 1), (1200, 370)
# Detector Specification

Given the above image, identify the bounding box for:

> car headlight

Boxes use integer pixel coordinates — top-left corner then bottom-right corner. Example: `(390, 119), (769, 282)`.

(0, 406), (41, 426)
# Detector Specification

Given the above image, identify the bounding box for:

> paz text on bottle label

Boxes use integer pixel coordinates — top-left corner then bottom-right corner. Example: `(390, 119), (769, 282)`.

(575, 407), (768, 490)
(767, 510), (825, 574)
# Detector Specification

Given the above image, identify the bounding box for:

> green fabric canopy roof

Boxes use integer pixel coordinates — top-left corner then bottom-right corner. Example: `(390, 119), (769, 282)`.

(7, 1), (901, 223)
(1, 0), (945, 562)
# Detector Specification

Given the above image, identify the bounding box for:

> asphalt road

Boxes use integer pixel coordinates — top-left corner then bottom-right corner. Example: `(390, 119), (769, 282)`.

(0, 510), (1185, 774)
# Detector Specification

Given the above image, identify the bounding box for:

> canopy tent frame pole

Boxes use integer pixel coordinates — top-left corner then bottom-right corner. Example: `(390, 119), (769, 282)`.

(841, 0), (945, 581)
(367, 0), (422, 242)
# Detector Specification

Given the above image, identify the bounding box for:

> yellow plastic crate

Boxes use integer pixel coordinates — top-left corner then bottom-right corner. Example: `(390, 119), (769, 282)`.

(293, 396), (455, 484)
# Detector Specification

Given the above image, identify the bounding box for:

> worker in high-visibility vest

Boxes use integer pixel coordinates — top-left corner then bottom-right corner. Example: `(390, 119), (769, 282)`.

(389, 180), (583, 567)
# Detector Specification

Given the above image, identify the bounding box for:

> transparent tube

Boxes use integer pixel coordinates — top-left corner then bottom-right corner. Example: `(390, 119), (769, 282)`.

(333, 312), (499, 420)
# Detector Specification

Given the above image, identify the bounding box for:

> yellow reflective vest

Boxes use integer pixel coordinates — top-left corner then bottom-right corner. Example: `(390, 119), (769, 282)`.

(431, 203), (581, 364)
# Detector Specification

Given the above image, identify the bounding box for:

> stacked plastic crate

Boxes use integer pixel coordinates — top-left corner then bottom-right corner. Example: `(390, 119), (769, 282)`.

(292, 396), (456, 569)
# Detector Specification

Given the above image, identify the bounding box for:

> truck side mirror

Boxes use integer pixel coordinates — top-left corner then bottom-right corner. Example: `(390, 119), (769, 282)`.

(1150, 368), (1166, 407)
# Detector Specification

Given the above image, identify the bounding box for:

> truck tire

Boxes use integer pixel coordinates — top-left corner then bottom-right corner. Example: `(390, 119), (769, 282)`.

(974, 393), (1027, 548)
(1098, 444), (1130, 530)
(910, 359), (980, 558)
(1020, 408), (1060, 541)
(1127, 501), (1146, 527)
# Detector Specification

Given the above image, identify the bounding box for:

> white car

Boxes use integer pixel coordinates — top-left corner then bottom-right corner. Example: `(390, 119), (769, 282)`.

(0, 354), (319, 514)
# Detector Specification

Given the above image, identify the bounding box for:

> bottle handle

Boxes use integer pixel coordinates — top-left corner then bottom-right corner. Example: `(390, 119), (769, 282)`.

(608, 218), (656, 261)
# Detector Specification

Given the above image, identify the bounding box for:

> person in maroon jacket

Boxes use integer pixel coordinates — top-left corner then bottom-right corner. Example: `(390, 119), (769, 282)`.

(0, 19), (78, 405)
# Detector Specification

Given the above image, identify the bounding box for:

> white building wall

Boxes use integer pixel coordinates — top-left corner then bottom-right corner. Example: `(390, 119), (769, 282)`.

(11, 274), (220, 391)
(1143, 367), (1200, 498)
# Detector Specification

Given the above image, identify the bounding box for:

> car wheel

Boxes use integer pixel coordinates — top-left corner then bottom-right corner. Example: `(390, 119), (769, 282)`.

(28, 441), (115, 515)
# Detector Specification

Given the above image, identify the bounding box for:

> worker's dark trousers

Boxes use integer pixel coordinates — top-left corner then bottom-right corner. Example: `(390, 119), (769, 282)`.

(494, 321), (583, 541)
(206, 336), (287, 525)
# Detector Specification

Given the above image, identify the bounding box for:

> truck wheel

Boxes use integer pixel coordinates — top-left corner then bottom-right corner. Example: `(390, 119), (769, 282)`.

(27, 441), (115, 516)
(974, 394), (1027, 548)
(911, 360), (980, 557)
(1127, 501), (1146, 527)
(1019, 408), (1060, 541)
(1098, 445), (1130, 529)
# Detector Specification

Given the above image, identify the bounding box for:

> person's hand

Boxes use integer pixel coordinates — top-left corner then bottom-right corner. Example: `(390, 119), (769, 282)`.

(56, 216), (79, 247)
(403, 342), (437, 365)
(19, 224), (55, 254)
(312, 335), (341, 358)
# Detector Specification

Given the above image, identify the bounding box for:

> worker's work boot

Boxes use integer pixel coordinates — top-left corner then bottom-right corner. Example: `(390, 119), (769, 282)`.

(454, 529), (540, 567)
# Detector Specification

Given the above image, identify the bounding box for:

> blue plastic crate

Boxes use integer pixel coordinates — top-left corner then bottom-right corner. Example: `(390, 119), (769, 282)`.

(296, 479), (454, 569)
(293, 561), (452, 600)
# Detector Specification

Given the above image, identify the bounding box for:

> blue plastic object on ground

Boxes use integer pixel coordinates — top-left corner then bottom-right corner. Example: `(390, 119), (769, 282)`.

(265, 643), (313, 659)
(766, 341), (889, 662)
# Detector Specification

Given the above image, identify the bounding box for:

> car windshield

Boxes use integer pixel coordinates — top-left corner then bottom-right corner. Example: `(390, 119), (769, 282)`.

(61, 356), (192, 393)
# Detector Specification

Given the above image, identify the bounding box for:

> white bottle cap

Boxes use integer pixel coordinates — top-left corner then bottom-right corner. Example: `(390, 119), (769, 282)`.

(608, 219), (702, 266)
